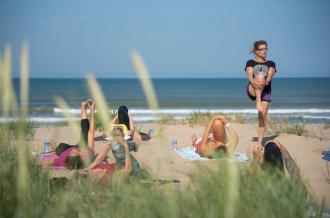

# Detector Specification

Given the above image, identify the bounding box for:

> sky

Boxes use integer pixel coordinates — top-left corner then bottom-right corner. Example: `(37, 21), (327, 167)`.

(0, 0), (329, 78)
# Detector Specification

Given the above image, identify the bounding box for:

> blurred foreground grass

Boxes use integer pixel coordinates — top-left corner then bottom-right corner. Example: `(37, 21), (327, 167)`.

(0, 133), (319, 217)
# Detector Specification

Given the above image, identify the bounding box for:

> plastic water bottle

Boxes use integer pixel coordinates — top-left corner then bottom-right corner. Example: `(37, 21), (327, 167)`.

(43, 138), (49, 152)
(171, 138), (177, 150)
(148, 128), (155, 137)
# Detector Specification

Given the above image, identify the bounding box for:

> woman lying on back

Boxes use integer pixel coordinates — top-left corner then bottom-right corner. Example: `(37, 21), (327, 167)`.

(191, 115), (239, 158)
(40, 99), (96, 169)
(81, 127), (132, 183)
(252, 140), (303, 184)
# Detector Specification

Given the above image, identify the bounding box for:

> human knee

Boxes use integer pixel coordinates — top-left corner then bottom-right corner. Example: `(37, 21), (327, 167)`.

(213, 119), (225, 130)
(255, 74), (265, 82)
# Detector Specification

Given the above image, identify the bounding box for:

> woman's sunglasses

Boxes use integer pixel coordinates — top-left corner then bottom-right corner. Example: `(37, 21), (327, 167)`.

(256, 48), (268, 51)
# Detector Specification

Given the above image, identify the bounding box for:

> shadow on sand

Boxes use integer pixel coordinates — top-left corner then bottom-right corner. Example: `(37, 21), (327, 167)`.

(251, 135), (279, 145)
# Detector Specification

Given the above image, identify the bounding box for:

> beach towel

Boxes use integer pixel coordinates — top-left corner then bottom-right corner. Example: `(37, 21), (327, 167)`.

(33, 151), (109, 170)
(174, 146), (249, 162)
(32, 151), (67, 170)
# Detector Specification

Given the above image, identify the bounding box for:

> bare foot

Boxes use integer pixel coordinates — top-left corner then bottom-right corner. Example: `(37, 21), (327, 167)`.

(81, 100), (89, 109)
(191, 134), (197, 145)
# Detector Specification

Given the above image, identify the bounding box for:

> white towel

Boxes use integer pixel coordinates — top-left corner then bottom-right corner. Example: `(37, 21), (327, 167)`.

(175, 146), (249, 162)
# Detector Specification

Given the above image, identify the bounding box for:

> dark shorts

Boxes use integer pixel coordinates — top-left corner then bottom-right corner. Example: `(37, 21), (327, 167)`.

(246, 83), (272, 102)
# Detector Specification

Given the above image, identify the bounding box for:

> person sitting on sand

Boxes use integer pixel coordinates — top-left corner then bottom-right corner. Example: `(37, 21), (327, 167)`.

(191, 115), (239, 158)
(252, 140), (302, 183)
(81, 127), (133, 183)
(41, 99), (96, 169)
(111, 105), (136, 140)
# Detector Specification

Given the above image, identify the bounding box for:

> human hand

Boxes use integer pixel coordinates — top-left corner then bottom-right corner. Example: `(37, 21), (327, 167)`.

(106, 141), (112, 149)
(88, 100), (95, 111)
(252, 80), (265, 90)
(252, 144), (264, 162)
(81, 100), (89, 108)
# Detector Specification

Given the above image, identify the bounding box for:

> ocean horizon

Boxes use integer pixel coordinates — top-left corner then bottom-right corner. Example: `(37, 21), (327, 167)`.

(2, 77), (329, 125)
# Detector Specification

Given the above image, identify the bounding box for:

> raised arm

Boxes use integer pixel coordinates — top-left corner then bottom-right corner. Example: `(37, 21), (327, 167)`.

(265, 67), (276, 85)
(226, 124), (239, 152)
(111, 114), (118, 125)
(115, 136), (132, 178)
(246, 67), (255, 84)
(86, 142), (112, 170)
(128, 114), (136, 137)
(87, 100), (95, 150)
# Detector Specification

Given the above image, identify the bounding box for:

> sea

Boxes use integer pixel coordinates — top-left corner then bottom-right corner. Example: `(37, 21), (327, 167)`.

(4, 78), (330, 125)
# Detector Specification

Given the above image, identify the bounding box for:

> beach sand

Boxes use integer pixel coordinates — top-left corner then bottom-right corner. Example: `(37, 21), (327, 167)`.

(30, 123), (330, 207)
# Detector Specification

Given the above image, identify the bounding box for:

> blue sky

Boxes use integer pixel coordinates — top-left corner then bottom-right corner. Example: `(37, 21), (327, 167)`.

(0, 0), (329, 78)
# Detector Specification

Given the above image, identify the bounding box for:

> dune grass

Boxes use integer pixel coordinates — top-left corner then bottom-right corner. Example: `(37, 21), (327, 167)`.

(185, 111), (213, 126)
(158, 114), (178, 125)
(268, 118), (308, 136)
(233, 113), (246, 124)
(5, 115), (36, 141)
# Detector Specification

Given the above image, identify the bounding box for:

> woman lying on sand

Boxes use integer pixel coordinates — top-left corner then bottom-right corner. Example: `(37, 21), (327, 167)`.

(252, 140), (302, 183)
(191, 115), (239, 158)
(80, 127), (133, 183)
(41, 99), (96, 169)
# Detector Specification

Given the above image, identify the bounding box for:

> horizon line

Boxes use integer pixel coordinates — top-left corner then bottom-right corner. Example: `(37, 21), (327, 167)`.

(12, 76), (330, 79)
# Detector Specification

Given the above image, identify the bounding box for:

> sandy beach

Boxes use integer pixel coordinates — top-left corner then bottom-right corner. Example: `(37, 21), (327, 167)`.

(30, 122), (330, 207)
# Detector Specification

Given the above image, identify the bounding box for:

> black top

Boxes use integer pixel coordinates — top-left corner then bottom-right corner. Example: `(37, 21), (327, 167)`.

(245, 60), (276, 92)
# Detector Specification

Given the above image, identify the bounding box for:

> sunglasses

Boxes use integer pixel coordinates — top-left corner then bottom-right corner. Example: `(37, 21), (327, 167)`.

(256, 48), (268, 51)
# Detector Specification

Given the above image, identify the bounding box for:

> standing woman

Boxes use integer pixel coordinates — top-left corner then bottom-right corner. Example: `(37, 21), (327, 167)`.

(245, 40), (276, 145)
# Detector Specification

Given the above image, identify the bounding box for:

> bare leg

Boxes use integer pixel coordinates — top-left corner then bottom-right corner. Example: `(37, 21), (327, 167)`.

(254, 75), (266, 112)
(132, 131), (142, 152)
(87, 100), (95, 150)
(248, 83), (256, 97)
(212, 119), (226, 143)
(257, 101), (270, 145)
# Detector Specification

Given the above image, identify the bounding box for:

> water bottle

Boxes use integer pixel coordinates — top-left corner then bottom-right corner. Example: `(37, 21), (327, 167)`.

(171, 138), (177, 150)
(148, 128), (155, 137)
(43, 138), (49, 152)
